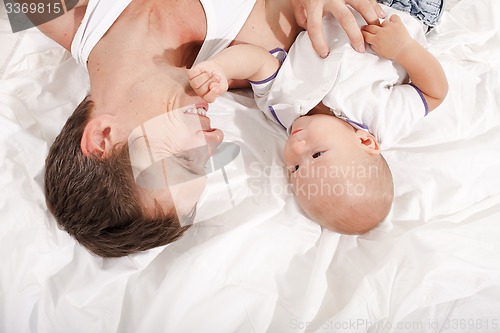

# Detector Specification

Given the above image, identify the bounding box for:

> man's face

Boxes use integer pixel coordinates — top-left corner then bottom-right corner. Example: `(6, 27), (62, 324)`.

(121, 65), (223, 221)
(128, 104), (223, 219)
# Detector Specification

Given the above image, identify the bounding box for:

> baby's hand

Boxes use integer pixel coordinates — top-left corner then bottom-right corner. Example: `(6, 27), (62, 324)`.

(361, 14), (413, 61)
(188, 61), (229, 103)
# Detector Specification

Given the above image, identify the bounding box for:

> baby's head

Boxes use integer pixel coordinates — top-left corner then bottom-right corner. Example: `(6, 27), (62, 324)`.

(284, 114), (394, 234)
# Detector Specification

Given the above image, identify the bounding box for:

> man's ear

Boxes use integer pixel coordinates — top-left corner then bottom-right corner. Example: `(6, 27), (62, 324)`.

(355, 129), (381, 155)
(80, 115), (121, 157)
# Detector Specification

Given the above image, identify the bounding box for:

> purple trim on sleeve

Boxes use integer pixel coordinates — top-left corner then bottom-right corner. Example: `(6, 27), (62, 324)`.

(268, 106), (286, 130)
(248, 48), (287, 85)
(248, 71), (279, 85)
(346, 119), (369, 130)
(409, 83), (429, 116)
(269, 47), (287, 62)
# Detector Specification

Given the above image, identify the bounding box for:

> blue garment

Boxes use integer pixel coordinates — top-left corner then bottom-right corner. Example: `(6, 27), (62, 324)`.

(377, 0), (444, 27)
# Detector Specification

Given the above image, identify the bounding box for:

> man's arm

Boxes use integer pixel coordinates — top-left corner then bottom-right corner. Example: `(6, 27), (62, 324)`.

(362, 15), (448, 111)
(188, 44), (280, 103)
(16, 0), (87, 51)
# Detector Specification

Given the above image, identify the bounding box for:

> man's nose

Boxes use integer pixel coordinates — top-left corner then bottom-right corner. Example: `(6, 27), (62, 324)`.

(205, 130), (223, 151)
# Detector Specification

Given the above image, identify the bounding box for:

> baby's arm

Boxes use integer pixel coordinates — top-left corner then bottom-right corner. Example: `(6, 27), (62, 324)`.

(188, 44), (280, 103)
(362, 15), (448, 111)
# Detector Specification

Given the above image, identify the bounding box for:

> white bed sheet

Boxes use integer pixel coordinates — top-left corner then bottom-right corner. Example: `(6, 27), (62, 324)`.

(1, 0), (499, 332)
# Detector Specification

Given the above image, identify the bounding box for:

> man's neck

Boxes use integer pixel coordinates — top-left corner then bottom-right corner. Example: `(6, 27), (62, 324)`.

(86, 0), (207, 112)
(88, 0), (206, 73)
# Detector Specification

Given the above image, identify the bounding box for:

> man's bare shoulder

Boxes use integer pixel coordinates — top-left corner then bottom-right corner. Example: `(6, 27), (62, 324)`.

(36, 0), (88, 51)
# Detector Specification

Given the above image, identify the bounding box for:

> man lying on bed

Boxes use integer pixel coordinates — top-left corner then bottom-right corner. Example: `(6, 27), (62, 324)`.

(188, 2), (448, 235)
(32, 0), (385, 257)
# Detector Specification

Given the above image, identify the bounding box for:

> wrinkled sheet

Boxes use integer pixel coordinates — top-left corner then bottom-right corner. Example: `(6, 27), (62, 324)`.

(1, 0), (499, 332)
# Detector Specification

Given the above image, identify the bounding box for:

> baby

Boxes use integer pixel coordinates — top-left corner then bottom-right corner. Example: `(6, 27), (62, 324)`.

(188, 5), (448, 234)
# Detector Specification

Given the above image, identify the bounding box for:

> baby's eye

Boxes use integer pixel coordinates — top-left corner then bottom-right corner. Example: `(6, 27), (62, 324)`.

(288, 165), (300, 174)
(312, 151), (325, 159)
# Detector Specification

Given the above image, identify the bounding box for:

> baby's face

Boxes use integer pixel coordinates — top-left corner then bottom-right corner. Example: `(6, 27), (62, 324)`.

(284, 114), (363, 205)
(284, 114), (359, 173)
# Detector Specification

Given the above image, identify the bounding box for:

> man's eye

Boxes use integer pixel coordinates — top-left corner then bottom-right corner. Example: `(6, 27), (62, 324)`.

(312, 151), (325, 159)
(176, 152), (192, 163)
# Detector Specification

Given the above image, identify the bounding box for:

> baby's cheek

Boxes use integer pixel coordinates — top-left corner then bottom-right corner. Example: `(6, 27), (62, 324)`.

(282, 140), (293, 162)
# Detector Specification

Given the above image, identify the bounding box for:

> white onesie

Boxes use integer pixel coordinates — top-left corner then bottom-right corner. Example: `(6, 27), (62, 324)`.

(250, 5), (429, 149)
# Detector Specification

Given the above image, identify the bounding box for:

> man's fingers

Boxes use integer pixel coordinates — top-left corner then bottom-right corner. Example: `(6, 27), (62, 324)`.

(328, 3), (365, 52)
(347, 0), (380, 25)
(361, 29), (374, 45)
(307, 24), (330, 58)
(303, 2), (330, 58)
(293, 0), (387, 56)
(349, 0), (386, 21)
(372, 0), (387, 19)
(361, 24), (380, 34)
(366, 0), (386, 19)
(291, 0), (308, 29)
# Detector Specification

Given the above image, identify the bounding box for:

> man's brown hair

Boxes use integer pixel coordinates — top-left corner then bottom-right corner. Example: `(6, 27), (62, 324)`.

(44, 97), (188, 257)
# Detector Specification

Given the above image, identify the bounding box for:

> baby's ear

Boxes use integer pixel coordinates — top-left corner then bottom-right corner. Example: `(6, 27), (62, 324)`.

(355, 130), (381, 155)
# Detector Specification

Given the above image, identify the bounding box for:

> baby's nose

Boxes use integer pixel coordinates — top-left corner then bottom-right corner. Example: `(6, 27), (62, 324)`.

(291, 139), (307, 155)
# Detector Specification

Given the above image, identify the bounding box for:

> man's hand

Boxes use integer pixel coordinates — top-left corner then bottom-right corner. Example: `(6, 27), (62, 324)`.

(291, 0), (386, 58)
(188, 61), (229, 103)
